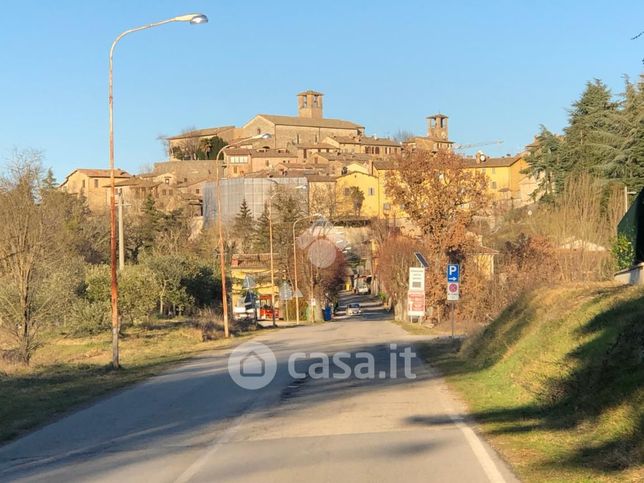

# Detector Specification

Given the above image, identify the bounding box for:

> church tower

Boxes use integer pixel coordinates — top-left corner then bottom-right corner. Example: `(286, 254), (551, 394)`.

(427, 113), (449, 140)
(297, 90), (324, 119)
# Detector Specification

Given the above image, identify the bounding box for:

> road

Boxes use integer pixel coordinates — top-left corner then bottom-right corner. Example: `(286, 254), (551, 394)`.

(0, 293), (518, 483)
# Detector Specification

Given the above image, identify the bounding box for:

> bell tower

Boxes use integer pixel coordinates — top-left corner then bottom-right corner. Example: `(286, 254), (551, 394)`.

(427, 114), (449, 140)
(297, 90), (324, 119)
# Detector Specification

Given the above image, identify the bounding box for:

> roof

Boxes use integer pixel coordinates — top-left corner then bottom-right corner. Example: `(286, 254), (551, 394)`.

(252, 149), (298, 158)
(314, 152), (374, 163)
(67, 169), (131, 179)
(329, 135), (400, 147)
(175, 177), (209, 188)
(427, 113), (448, 118)
(372, 160), (396, 171)
(167, 126), (235, 141)
(461, 155), (523, 168)
(254, 114), (364, 130)
(114, 178), (160, 188)
(297, 90), (324, 96)
(295, 143), (337, 150)
(306, 175), (338, 183)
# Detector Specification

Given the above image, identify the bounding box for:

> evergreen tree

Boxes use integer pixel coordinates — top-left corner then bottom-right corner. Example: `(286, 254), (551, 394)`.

(232, 199), (255, 253)
(608, 76), (644, 190)
(525, 126), (565, 197)
(560, 79), (625, 174)
(253, 203), (271, 252)
(42, 168), (57, 190)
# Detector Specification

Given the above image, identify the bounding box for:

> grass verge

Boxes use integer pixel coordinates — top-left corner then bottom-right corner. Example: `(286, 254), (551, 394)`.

(0, 319), (256, 444)
(418, 282), (643, 482)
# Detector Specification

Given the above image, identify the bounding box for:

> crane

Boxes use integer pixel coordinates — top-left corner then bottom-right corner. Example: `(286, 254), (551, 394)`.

(454, 140), (504, 151)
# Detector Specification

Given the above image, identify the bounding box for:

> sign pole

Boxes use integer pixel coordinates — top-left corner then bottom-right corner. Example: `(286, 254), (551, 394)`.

(451, 302), (455, 339)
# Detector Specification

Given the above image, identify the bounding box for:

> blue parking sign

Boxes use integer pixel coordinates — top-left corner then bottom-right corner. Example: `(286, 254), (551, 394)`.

(447, 264), (460, 282)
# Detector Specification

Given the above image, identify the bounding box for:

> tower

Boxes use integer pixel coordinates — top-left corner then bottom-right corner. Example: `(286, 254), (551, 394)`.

(427, 114), (449, 141)
(297, 90), (324, 119)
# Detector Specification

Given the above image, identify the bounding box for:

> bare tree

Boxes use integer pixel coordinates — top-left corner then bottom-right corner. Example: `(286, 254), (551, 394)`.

(0, 150), (79, 363)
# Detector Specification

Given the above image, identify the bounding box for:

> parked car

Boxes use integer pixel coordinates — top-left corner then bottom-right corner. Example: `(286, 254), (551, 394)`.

(357, 285), (369, 295)
(347, 303), (361, 316)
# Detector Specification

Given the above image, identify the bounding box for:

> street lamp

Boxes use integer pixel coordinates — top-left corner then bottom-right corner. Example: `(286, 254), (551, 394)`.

(214, 133), (271, 337)
(108, 13), (207, 369)
(292, 214), (323, 325)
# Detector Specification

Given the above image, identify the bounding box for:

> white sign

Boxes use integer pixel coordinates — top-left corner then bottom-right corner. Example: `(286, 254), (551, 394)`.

(407, 290), (425, 317)
(447, 282), (460, 301)
(408, 267), (425, 291)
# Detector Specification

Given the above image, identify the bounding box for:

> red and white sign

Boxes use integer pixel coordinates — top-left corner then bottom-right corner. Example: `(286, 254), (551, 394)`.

(447, 282), (460, 301)
(407, 290), (425, 317)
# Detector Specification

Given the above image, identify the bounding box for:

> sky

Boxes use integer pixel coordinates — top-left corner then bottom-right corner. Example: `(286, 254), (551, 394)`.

(0, 0), (642, 180)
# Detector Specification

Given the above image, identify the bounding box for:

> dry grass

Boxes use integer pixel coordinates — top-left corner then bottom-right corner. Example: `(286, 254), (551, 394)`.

(420, 282), (644, 482)
(0, 318), (256, 443)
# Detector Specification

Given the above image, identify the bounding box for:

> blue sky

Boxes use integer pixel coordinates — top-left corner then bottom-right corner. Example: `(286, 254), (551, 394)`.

(0, 0), (642, 180)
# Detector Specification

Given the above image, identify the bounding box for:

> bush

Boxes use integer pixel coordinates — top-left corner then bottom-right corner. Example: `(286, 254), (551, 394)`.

(66, 298), (110, 336)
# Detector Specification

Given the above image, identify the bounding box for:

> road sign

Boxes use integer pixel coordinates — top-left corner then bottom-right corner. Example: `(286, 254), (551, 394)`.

(447, 282), (460, 301)
(447, 264), (460, 283)
(294, 289), (303, 298)
(242, 274), (256, 289)
(414, 252), (430, 269)
(407, 290), (425, 317)
(409, 267), (425, 291)
(279, 282), (293, 300)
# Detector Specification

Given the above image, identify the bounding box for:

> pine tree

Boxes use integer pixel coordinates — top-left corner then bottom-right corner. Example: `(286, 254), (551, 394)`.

(232, 199), (255, 253)
(561, 79), (625, 174)
(253, 203), (271, 252)
(525, 126), (565, 197)
(42, 168), (57, 190)
(608, 76), (644, 190)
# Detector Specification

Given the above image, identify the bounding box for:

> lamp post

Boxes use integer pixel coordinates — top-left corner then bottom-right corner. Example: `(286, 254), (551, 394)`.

(292, 214), (323, 325)
(213, 133), (271, 337)
(108, 13), (207, 369)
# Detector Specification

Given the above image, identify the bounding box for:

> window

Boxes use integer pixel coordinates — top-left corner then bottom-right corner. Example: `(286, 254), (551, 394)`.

(491, 168), (496, 174)
(184, 177), (188, 182)
(368, 187), (375, 196)
(162, 189), (167, 196)
(313, 95), (319, 107)
(164, 178), (170, 184)
(233, 166), (238, 174)
(229, 155), (249, 164)
(265, 160), (270, 167)
(296, 134), (300, 144)
(195, 189), (200, 194)
(168, 189), (173, 195)
(491, 181), (497, 189)
(302, 96), (308, 107)
(344, 188), (351, 196)
(383, 202), (391, 211)
(256, 128), (261, 135)
(82, 180), (86, 188)
(93, 179), (98, 188)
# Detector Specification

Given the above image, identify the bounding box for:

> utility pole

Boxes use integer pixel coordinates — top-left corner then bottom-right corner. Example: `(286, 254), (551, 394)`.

(268, 200), (277, 327)
(118, 189), (125, 271)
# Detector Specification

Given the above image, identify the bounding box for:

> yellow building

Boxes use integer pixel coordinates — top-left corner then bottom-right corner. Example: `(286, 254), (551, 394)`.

(59, 168), (131, 213)
(461, 153), (534, 207)
(229, 253), (277, 310)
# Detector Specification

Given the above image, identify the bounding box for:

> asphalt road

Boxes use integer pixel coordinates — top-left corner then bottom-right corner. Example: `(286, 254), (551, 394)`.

(0, 293), (518, 483)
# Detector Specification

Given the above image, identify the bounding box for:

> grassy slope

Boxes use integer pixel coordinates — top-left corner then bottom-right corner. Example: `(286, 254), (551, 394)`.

(0, 321), (254, 444)
(422, 283), (643, 482)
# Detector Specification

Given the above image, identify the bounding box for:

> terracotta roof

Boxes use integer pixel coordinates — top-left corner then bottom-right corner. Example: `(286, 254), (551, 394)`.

(461, 155), (523, 168)
(372, 161), (396, 171)
(252, 149), (298, 158)
(70, 169), (131, 178)
(295, 143), (337, 150)
(306, 175), (337, 182)
(224, 148), (253, 156)
(315, 152), (374, 163)
(255, 114), (363, 130)
(327, 135), (400, 147)
(167, 126), (235, 141)
(114, 178), (160, 188)
(175, 177), (209, 188)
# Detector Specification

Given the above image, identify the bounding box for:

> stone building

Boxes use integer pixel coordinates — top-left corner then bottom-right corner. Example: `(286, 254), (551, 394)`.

(59, 168), (131, 213)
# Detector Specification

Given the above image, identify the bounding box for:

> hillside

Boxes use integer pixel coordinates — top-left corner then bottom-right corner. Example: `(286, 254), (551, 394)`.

(428, 283), (643, 482)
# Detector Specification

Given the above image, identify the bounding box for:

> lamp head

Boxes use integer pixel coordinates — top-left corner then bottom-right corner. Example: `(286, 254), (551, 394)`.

(174, 13), (209, 24)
